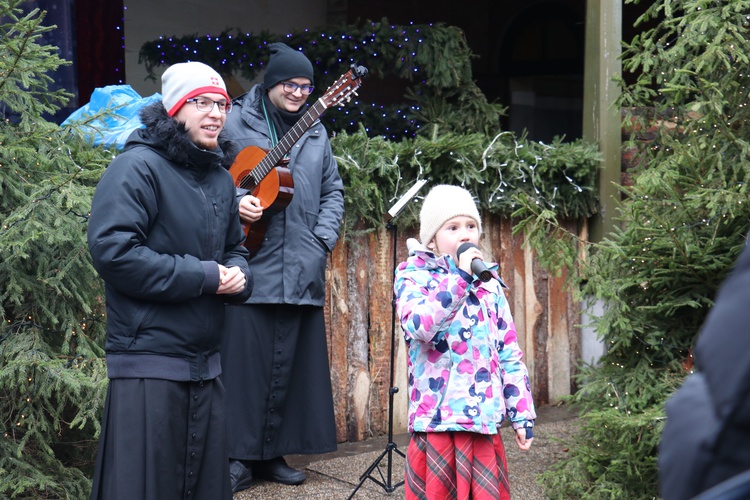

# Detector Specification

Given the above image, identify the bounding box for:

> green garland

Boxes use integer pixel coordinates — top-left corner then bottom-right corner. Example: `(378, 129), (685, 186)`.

(333, 127), (601, 233)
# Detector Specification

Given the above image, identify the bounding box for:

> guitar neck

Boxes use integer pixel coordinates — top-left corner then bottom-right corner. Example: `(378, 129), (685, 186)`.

(251, 98), (328, 182)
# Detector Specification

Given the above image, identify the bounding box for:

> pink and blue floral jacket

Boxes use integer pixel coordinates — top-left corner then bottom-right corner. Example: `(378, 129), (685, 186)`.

(394, 243), (536, 435)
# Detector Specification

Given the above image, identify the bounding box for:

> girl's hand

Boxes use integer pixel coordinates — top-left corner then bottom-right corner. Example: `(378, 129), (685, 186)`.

(514, 427), (534, 451)
(456, 244), (482, 277)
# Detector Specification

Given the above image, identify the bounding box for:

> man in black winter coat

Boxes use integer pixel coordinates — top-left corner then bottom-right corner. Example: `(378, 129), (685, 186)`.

(659, 241), (750, 499)
(87, 61), (253, 500)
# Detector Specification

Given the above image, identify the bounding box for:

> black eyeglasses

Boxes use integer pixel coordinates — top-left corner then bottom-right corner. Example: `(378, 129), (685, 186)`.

(186, 97), (232, 114)
(280, 81), (314, 95)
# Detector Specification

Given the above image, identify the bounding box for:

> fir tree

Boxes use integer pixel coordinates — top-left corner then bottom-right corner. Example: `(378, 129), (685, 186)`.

(0, 1), (111, 496)
(517, 1), (750, 497)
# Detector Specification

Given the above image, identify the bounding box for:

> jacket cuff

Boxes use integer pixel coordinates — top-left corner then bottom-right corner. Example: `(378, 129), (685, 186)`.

(457, 268), (474, 283)
(511, 419), (535, 431)
(200, 261), (220, 293)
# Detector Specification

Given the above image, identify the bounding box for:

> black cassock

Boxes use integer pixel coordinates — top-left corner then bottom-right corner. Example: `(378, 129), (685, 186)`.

(221, 303), (337, 460)
(91, 377), (231, 500)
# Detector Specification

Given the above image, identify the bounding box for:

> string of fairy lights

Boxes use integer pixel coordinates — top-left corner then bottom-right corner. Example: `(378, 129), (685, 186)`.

(137, 21), (476, 140)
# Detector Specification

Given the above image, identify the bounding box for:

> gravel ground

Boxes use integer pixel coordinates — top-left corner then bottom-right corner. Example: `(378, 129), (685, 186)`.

(233, 403), (580, 500)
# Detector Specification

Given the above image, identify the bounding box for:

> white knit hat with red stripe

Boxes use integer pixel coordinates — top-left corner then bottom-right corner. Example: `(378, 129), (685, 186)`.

(419, 185), (482, 246)
(161, 61), (230, 116)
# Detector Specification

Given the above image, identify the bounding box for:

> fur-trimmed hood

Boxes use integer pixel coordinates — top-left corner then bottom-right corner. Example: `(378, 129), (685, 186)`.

(125, 101), (238, 171)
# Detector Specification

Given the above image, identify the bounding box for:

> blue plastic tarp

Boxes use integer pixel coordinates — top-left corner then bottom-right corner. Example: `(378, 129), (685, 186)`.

(61, 85), (162, 149)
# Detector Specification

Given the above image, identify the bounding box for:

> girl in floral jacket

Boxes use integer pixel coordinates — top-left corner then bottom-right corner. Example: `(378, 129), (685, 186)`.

(394, 184), (536, 500)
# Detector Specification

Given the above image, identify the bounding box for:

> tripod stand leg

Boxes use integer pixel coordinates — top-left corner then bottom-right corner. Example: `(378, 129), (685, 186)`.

(347, 442), (406, 499)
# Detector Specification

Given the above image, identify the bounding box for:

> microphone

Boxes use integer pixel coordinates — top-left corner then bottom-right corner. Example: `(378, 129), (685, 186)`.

(456, 242), (493, 282)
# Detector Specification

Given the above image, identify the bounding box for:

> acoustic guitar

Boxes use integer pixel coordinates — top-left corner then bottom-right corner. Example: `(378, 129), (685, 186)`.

(229, 65), (367, 253)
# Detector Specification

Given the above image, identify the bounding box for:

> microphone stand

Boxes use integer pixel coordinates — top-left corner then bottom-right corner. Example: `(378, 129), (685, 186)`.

(347, 179), (427, 499)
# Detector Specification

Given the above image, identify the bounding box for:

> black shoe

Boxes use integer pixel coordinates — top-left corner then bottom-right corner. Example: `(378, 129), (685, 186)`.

(255, 456), (306, 485)
(229, 459), (254, 493)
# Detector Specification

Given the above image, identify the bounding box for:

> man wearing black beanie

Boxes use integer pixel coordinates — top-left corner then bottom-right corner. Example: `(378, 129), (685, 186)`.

(220, 43), (343, 493)
(263, 42), (315, 90)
